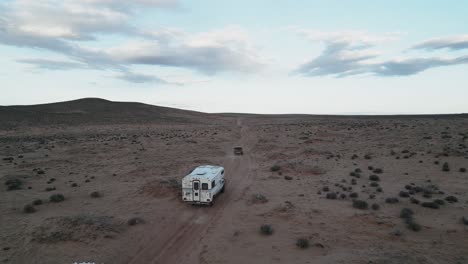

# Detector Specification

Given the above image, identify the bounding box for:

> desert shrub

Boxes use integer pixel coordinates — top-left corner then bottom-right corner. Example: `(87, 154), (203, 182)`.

(407, 220), (422, 232)
(5, 178), (22, 191)
(127, 217), (145, 226)
(355, 168), (362, 173)
(260, 224), (273, 235)
(434, 199), (445, 205)
(410, 197), (420, 204)
(404, 185), (412, 190)
(49, 194), (65, 203)
(376, 187), (383, 192)
(351, 179), (357, 185)
(322, 186), (329, 192)
(369, 175), (380, 181)
(460, 168), (466, 173)
(23, 204), (36, 213)
(352, 200), (368, 209)
(270, 165), (281, 172)
(385, 197), (399, 204)
(400, 208), (414, 219)
(370, 182), (379, 187)
(399, 191), (410, 198)
(421, 202), (439, 209)
(296, 238), (309, 249)
(371, 204), (380, 210)
(423, 193), (432, 198)
(445, 196), (458, 203)
(252, 194), (268, 203)
(463, 217), (468, 225)
(45, 187), (56, 192)
(373, 168), (383, 174)
(364, 154), (372, 160)
(90, 191), (101, 198)
(71, 183), (78, 187)
(284, 175), (293, 180)
(368, 166), (374, 170)
(326, 193), (337, 200)
(33, 199), (43, 206)
(350, 192), (358, 198)
(442, 162), (450, 172)
(413, 186), (423, 193)
(340, 193), (346, 199)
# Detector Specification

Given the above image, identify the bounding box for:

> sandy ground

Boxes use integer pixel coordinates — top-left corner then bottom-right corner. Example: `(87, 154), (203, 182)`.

(1, 109), (468, 264)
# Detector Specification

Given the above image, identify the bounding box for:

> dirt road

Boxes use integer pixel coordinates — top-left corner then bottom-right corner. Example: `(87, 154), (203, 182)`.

(127, 118), (256, 264)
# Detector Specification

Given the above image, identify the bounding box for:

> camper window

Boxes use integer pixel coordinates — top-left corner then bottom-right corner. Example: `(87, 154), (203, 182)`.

(211, 180), (216, 188)
(202, 183), (209, 190)
(194, 182), (199, 190)
(221, 170), (224, 175)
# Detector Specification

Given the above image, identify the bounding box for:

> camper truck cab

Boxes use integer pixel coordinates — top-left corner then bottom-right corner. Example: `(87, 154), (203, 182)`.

(182, 165), (225, 205)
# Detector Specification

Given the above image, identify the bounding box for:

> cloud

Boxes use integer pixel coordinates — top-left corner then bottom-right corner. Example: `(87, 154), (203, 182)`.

(16, 58), (89, 70)
(0, 0), (264, 83)
(115, 71), (173, 84)
(293, 29), (468, 77)
(412, 34), (468, 51)
(106, 27), (264, 74)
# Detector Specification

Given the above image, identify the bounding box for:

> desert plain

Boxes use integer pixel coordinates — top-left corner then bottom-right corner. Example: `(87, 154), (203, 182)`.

(1, 98), (468, 264)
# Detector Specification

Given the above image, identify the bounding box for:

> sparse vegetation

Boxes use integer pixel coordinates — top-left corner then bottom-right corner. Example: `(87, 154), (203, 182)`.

(326, 193), (337, 199)
(373, 168), (383, 174)
(270, 165), (281, 172)
(385, 197), (399, 204)
(442, 162), (450, 172)
(5, 178), (22, 191)
(33, 199), (43, 206)
(445, 196), (458, 203)
(45, 187), (56, 192)
(410, 197), (420, 204)
(352, 200), (368, 209)
(369, 175), (380, 181)
(407, 220), (422, 232)
(260, 224), (273, 235)
(371, 203), (380, 210)
(399, 191), (410, 198)
(350, 192), (358, 198)
(460, 168), (466, 173)
(251, 194), (268, 203)
(296, 238), (309, 249)
(23, 204), (36, 213)
(127, 217), (145, 226)
(90, 191), (101, 198)
(49, 194), (65, 203)
(400, 208), (414, 219)
(421, 202), (439, 209)
(462, 217), (468, 225)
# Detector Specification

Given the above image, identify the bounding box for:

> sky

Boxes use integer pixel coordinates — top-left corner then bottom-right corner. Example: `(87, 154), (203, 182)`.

(1, 0), (467, 114)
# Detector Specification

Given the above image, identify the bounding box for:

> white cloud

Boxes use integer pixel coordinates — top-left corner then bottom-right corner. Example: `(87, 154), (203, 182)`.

(293, 29), (468, 77)
(0, 1), (265, 83)
(412, 34), (468, 51)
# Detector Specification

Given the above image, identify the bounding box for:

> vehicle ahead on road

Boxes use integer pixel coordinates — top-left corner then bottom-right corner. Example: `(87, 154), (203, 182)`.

(182, 165), (225, 205)
(233, 146), (243, 155)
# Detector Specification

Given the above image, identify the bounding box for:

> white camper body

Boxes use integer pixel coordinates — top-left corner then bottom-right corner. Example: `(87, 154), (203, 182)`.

(182, 165), (225, 205)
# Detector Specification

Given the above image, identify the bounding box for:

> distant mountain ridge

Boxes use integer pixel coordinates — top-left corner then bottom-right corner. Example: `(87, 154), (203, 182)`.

(0, 98), (219, 129)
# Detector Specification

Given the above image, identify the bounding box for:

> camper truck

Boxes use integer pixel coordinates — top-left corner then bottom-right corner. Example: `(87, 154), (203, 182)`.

(182, 165), (225, 205)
